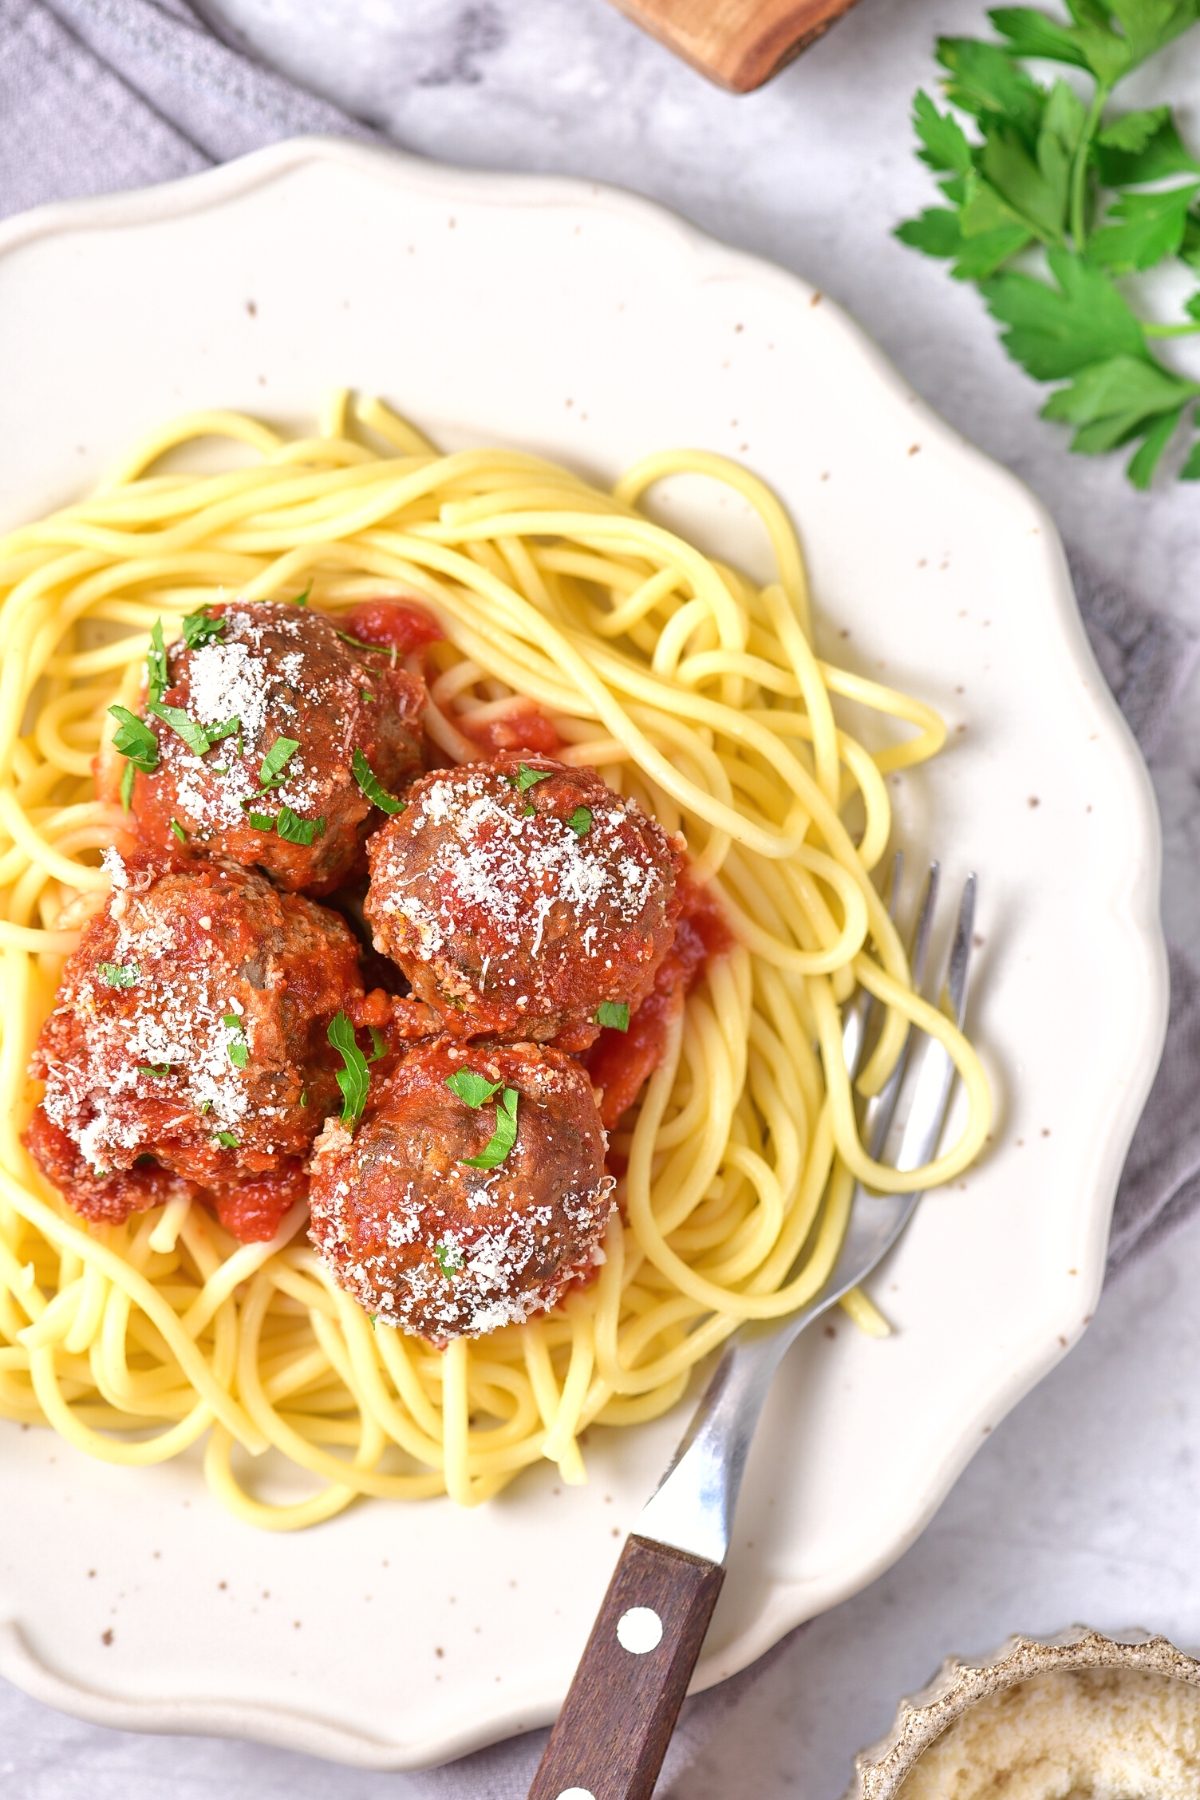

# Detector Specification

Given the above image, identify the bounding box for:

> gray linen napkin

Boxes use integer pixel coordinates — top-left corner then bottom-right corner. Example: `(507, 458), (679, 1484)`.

(1067, 553), (1200, 1277)
(1, 5), (1199, 1791)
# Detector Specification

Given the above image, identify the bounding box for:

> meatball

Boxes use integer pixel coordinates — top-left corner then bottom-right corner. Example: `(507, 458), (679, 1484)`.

(364, 755), (683, 1050)
(308, 1037), (613, 1340)
(112, 599), (426, 895)
(25, 854), (364, 1227)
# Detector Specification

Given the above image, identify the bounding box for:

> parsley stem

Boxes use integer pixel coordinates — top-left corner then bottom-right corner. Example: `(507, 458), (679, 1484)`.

(1069, 81), (1111, 253)
(1143, 321), (1200, 338)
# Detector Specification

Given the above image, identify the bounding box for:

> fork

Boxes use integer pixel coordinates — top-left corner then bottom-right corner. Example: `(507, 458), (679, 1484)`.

(528, 862), (978, 1800)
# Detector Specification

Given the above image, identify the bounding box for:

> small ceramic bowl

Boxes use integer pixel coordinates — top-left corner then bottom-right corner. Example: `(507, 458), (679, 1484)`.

(844, 1625), (1200, 1799)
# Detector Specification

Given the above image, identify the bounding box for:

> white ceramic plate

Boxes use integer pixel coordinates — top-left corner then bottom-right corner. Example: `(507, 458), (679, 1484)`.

(0, 137), (1167, 1770)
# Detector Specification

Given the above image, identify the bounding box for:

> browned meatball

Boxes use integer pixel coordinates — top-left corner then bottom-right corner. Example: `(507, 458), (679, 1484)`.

(364, 755), (683, 1050)
(26, 855), (364, 1225)
(308, 1037), (613, 1340)
(111, 600), (425, 895)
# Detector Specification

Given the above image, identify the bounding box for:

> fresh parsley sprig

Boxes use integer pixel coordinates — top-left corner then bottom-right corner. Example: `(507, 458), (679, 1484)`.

(258, 736), (300, 790)
(898, 0), (1200, 486)
(97, 960), (139, 988)
(223, 1013), (249, 1069)
(461, 1088), (520, 1170)
(328, 1012), (370, 1130)
(444, 1067), (520, 1169)
(352, 747), (405, 815)
(181, 607), (226, 649)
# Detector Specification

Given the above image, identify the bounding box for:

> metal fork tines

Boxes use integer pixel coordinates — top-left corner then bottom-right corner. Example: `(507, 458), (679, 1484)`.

(634, 864), (979, 1567)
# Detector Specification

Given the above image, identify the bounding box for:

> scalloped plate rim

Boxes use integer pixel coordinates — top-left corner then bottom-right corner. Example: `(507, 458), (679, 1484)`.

(0, 134), (1169, 1770)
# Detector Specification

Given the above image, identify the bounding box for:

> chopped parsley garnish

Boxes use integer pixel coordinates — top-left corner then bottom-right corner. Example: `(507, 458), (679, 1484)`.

(169, 819), (188, 843)
(258, 735), (300, 789)
(461, 1087), (519, 1170)
(276, 806), (325, 847)
(119, 760), (135, 812)
(181, 607), (225, 650)
(147, 700), (213, 758)
(328, 1012), (370, 1129)
(511, 763), (553, 793)
(445, 1069), (503, 1108)
(146, 618), (169, 706)
(568, 807), (592, 836)
(335, 629), (381, 653)
(293, 583), (311, 608)
(352, 747), (404, 815)
(208, 716), (241, 743)
(199, 1100), (211, 1115)
(522, 805), (536, 817)
(368, 1027), (387, 1063)
(109, 705), (159, 773)
(299, 1088), (308, 1107)
(246, 811), (276, 832)
(97, 961), (139, 988)
(223, 1014), (249, 1069)
(138, 1063), (172, 1079)
(213, 1131), (239, 1149)
(361, 688), (375, 703)
(595, 1001), (630, 1032)
(434, 1241), (465, 1278)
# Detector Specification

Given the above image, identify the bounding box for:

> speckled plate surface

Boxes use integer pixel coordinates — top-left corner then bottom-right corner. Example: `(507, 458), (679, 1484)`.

(0, 136), (1167, 1769)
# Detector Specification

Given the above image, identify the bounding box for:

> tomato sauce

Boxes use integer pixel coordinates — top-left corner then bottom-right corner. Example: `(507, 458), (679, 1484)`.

(342, 598), (445, 654)
(461, 700), (563, 756)
(584, 877), (733, 1132)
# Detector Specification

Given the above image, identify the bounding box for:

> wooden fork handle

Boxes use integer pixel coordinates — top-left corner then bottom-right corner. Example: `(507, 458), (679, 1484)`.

(605, 0), (866, 92)
(527, 1534), (725, 1800)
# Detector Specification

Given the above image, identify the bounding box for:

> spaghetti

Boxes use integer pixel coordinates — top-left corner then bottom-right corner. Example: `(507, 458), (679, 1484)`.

(0, 395), (990, 1527)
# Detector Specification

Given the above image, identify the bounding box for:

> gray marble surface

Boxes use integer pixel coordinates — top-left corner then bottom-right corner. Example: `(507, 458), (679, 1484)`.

(3, 0), (1200, 1795)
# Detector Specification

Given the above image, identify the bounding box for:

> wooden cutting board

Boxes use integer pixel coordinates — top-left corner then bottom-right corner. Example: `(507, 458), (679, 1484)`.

(606, 0), (866, 91)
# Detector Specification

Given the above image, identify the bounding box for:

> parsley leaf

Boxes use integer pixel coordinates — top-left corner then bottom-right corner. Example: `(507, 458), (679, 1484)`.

(1089, 181), (1200, 272)
(181, 607), (225, 649)
(328, 1011), (370, 1129)
(352, 747), (405, 814)
(147, 700), (212, 758)
(981, 249), (1146, 377)
(146, 618), (169, 706)
(461, 1087), (519, 1170)
(109, 705), (159, 773)
(169, 819), (188, 843)
(913, 89), (974, 174)
(899, 7), (1200, 485)
(568, 806), (593, 837)
(595, 1001), (630, 1031)
(247, 811), (276, 832)
(213, 1131), (239, 1149)
(259, 736), (300, 789)
(445, 1068), (503, 1109)
(119, 760), (135, 813)
(223, 1013), (249, 1070)
(368, 1027), (387, 1063)
(514, 763), (552, 793)
(276, 806), (325, 847)
(1040, 354), (1198, 448)
(138, 1064), (172, 1079)
(97, 961), (139, 987)
(292, 583), (311, 608)
(434, 1241), (465, 1277)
